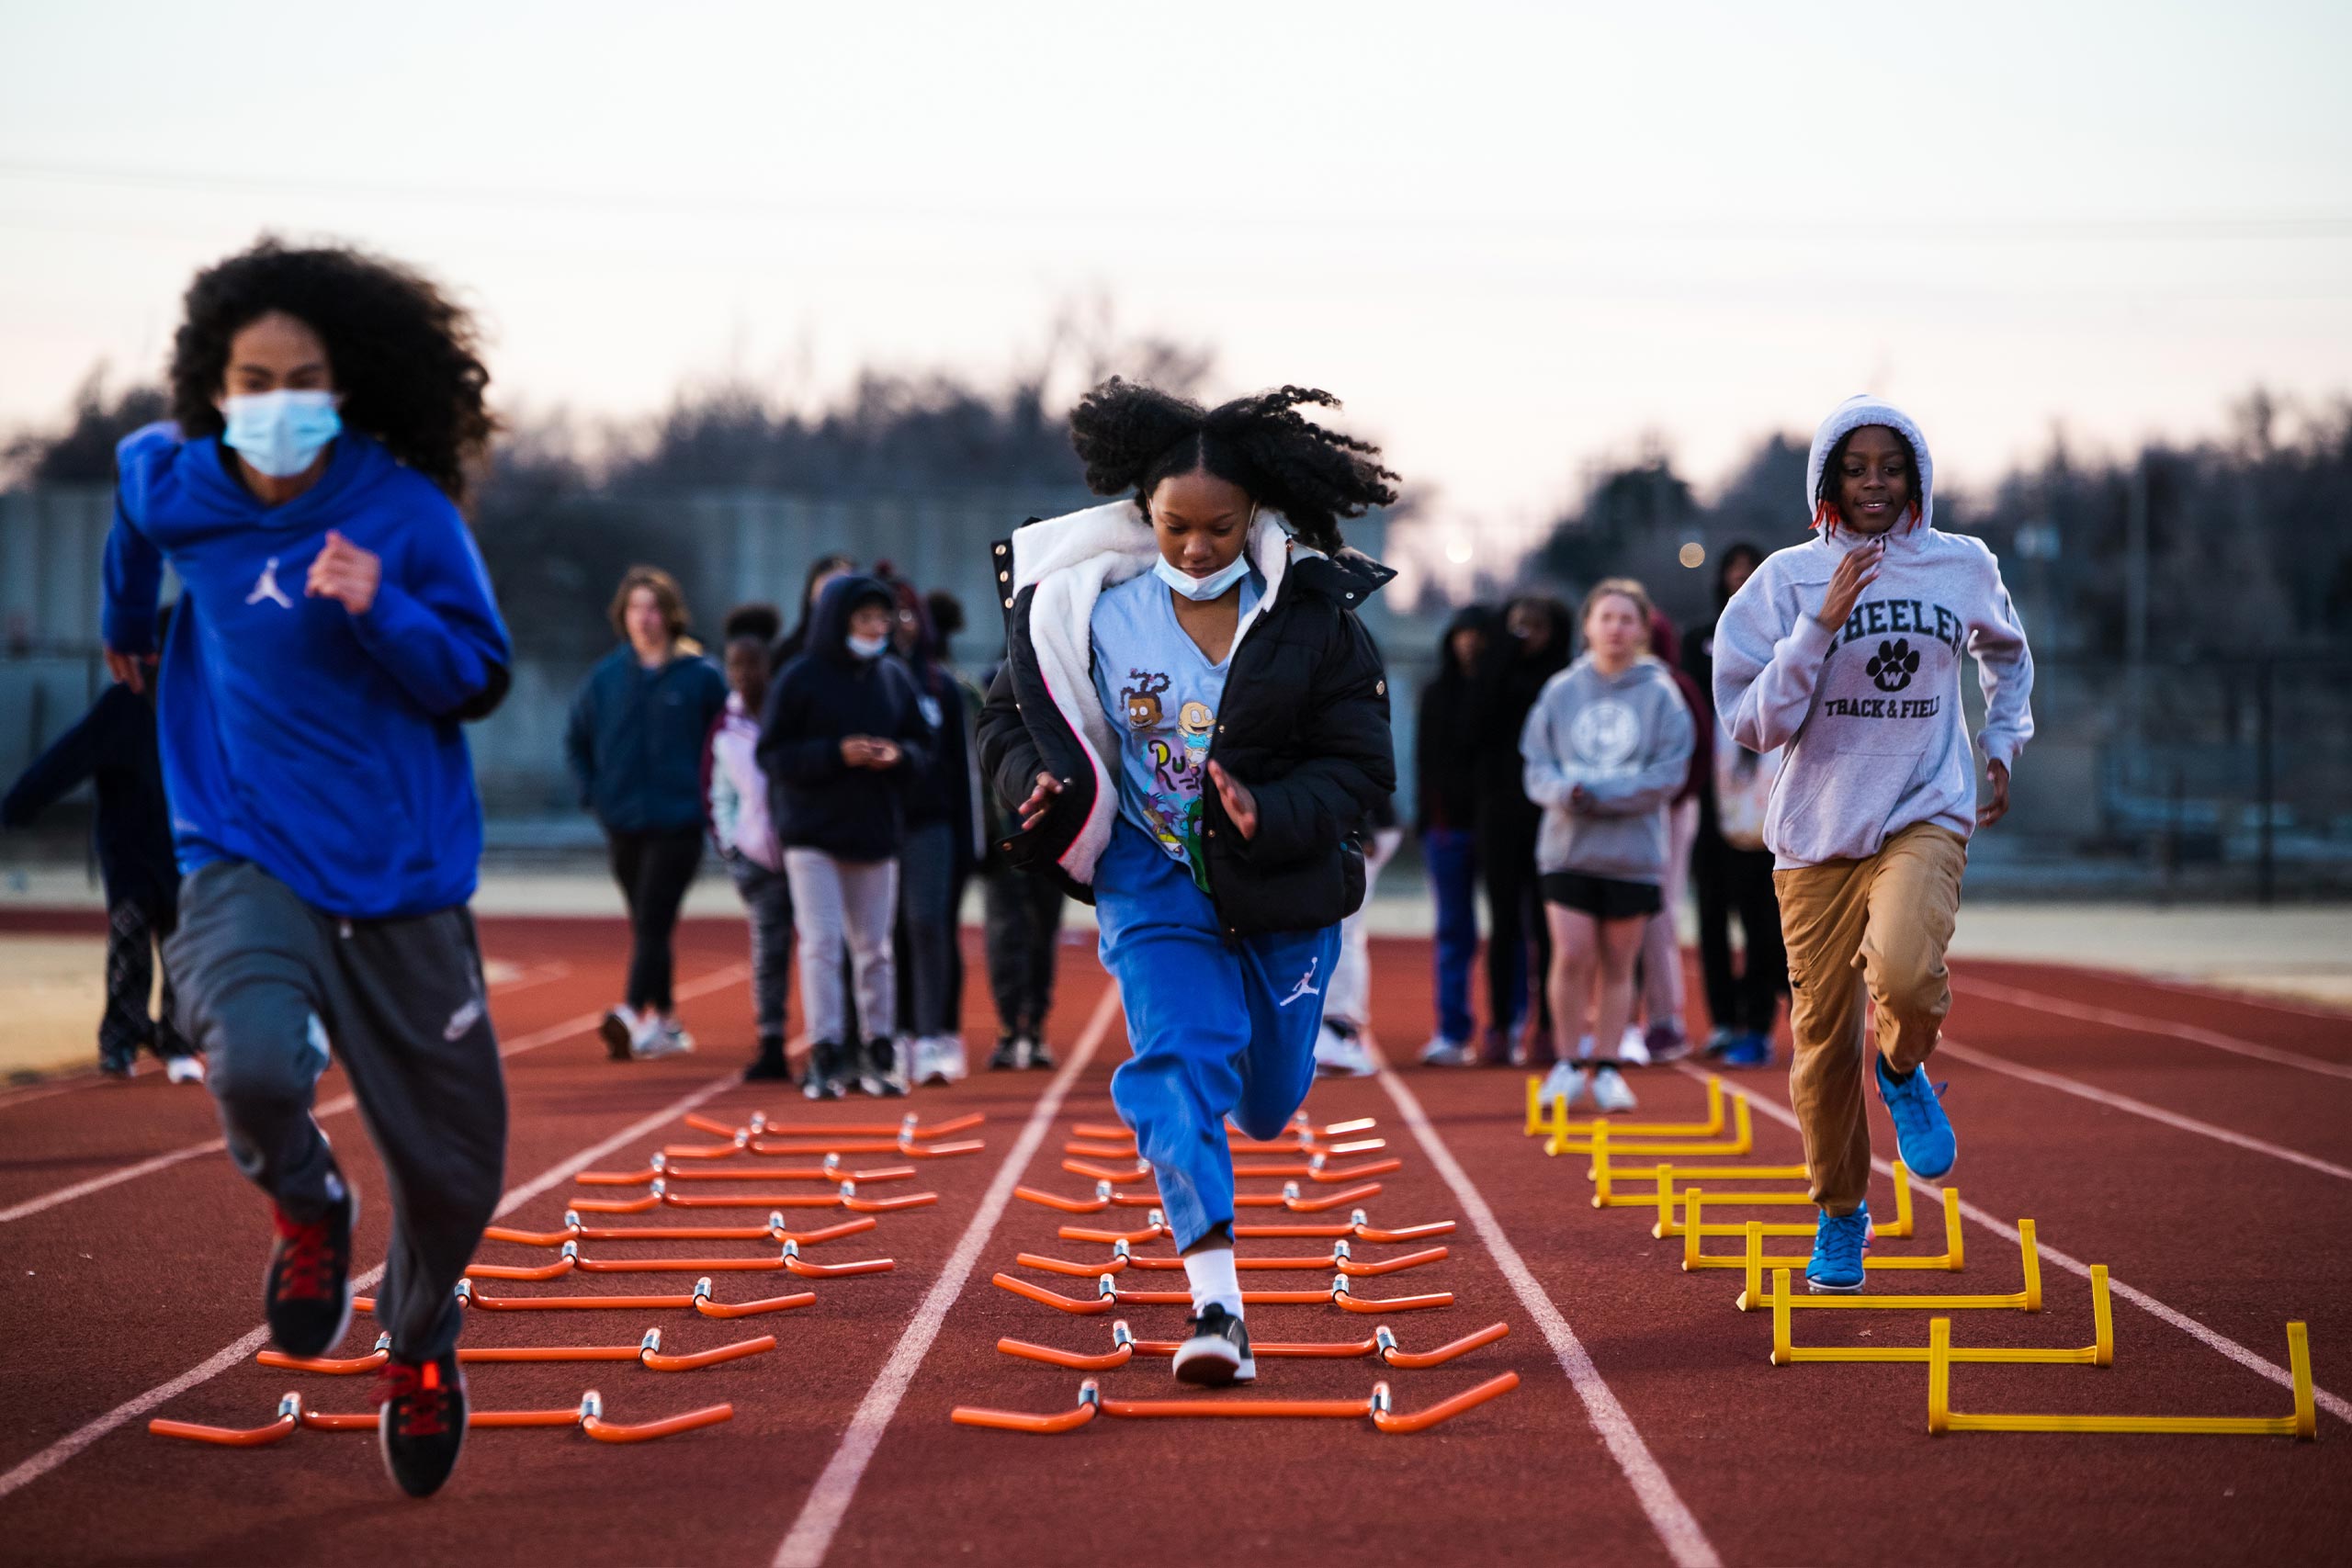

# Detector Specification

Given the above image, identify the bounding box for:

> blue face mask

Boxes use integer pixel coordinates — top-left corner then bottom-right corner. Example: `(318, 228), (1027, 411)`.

(845, 632), (890, 660)
(221, 389), (342, 478)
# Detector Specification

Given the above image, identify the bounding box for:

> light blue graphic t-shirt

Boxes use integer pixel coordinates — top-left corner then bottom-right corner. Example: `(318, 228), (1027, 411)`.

(1089, 565), (1262, 892)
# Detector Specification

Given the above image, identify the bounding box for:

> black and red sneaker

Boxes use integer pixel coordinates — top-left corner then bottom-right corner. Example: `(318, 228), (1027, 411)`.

(375, 1348), (468, 1498)
(264, 1180), (356, 1358)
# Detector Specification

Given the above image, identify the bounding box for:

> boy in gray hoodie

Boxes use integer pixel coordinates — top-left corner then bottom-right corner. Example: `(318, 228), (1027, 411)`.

(1521, 579), (1695, 1115)
(1713, 394), (2033, 1293)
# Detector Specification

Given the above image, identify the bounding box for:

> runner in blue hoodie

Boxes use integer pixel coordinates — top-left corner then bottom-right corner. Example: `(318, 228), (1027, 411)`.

(1713, 395), (2033, 1293)
(101, 240), (511, 1498)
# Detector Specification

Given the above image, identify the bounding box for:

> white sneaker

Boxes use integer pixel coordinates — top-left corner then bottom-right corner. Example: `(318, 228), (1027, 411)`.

(1419, 1035), (1474, 1067)
(934, 1036), (969, 1083)
(913, 1035), (967, 1087)
(1589, 1066), (1639, 1113)
(631, 1020), (695, 1060)
(1314, 1024), (1377, 1077)
(600, 1005), (639, 1061)
(164, 1055), (206, 1085)
(1617, 1024), (1650, 1066)
(1539, 1060), (1588, 1110)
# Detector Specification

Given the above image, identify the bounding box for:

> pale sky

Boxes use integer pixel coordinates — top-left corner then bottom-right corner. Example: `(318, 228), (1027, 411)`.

(4, 0), (2348, 576)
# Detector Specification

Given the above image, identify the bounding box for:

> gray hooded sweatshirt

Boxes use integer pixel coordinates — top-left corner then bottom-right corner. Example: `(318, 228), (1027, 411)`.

(1520, 654), (1695, 884)
(1713, 394), (2035, 869)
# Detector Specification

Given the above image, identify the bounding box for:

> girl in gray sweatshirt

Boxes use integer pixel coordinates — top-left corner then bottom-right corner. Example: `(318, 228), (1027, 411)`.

(1708, 394), (2033, 1292)
(1520, 579), (1695, 1112)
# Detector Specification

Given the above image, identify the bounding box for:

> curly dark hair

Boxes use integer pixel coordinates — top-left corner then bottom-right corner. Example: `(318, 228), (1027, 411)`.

(1067, 378), (1398, 554)
(169, 237), (494, 502)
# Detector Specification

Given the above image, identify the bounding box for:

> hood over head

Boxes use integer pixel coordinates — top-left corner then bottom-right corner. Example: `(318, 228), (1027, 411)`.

(807, 572), (898, 663)
(1805, 394), (1935, 535)
(1436, 603), (1498, 675)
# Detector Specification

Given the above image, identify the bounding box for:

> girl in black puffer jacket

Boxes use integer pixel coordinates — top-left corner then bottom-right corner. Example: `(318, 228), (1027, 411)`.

(977, 379), (1396, 1390)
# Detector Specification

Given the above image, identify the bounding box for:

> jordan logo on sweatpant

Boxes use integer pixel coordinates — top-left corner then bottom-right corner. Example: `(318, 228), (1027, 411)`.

(1279, 957), (1321, 1008)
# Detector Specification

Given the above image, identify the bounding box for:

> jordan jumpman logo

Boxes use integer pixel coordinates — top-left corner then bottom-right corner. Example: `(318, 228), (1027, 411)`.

(1278, 956), (1321, 1008)
(245, 557), (293, 609)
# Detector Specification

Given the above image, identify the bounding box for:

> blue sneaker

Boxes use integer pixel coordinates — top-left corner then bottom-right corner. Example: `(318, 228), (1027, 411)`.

(1806, 1203), (1871, 1293)
(1718, 1032), (1773, 1068)
(1876, 1056), (1956, 1179)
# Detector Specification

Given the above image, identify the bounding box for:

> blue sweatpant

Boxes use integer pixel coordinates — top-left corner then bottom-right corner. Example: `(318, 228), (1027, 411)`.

(1097, 818), (1341, 1251)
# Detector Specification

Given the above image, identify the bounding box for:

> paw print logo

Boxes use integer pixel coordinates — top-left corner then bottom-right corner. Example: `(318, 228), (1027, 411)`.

(1867, 637), (1921, 694)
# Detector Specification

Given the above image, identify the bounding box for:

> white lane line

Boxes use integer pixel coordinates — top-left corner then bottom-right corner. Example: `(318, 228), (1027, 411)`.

(771, 980), (1124, 1568)
(1951, 976), (2352, 1083)
(1936, 1035), (2352, 1182)
(0, 963), (750, 1225)
(1376, 1052), (1722, 1568)
(0, 1070), (747, 1503)
(1679, 1064), (2351, 1427)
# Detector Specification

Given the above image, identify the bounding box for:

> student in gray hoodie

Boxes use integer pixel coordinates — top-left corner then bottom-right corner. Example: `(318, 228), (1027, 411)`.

(1713, 394), (2033, 1294)
(1521, 578), (1694, 1117)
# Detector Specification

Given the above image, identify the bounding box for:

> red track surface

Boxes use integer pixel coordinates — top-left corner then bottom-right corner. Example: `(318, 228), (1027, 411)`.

(1, 914), (2346, 1565)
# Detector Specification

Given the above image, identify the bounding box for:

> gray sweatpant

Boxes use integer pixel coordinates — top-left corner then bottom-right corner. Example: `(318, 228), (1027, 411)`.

(785, 848), (897, 1045)
(167, 859), (507, 1360)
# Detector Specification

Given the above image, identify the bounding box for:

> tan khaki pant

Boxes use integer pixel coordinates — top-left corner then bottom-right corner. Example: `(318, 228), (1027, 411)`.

(1773, 822), (1968, 1215)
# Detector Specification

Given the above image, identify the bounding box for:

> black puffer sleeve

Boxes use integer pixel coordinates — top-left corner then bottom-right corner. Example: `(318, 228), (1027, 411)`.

(1237, 611), (1395, 866)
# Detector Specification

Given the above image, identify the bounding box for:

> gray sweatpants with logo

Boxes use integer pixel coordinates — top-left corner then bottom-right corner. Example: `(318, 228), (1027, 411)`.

(166, 860), (507, 1360)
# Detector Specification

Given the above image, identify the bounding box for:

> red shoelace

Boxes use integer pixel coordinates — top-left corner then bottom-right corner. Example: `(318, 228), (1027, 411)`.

(374, 1358), (451, 1438)
(270, 1210), (338, 1303)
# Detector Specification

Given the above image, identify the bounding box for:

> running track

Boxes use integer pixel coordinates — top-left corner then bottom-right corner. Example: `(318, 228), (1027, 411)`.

(0, 914), (2345, 1564)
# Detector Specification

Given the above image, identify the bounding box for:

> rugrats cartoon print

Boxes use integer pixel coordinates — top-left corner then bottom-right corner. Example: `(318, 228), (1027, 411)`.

(1123, 670), (1170, 730)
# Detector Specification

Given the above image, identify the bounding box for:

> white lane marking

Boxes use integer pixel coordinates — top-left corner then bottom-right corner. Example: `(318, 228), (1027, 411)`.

(1377, 1049), (1722, 1568)
(1951, 976), (2352, 1083)
(1682, 1064), (2349, 1427)
(771, 980), (1124, 1568)
(1936, 1035), (2352, 1182)
(0, 1070), (746, 1502)
(0, 963), (749, 1225)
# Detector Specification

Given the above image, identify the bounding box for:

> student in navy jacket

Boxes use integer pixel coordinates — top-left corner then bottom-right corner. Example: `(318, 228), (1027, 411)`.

(1, 640), (198, 1081)
(564, 566), (729, 1061)
(99, 239), (511, 1498)
(757, 574), (933, 1098)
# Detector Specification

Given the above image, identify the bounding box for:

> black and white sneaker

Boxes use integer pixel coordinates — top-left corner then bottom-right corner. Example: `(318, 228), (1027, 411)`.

(802, 1041), (846, 1100)
(598, 1007), (635, 1062)
(988, 1034), (1023, 1071)
(855, 1036), (907, 1098)
(265, 1177), (356, 1358)
(1024, 1035), (1056, 1072)
(1171, 1303), (1255, 1386)
(376, 1348), (467, 1498)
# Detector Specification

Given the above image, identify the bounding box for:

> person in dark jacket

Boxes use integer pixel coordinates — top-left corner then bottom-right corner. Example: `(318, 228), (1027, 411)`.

(1683, 540), (1786, 1065)
(1413, 604), (1495, 1066)
(759, 573), (933, 1099)
(976, 651), (1067, 1072)
(1470, 593), (1572, 1066)
(978, 378), (1396, 1390)
(1624, 604), (1714, 1065)
(767, 552), (854, 675)
(565, 565), (729, 1062)
(2, 641), (200, 1082)
(884, 576), (978, 1087)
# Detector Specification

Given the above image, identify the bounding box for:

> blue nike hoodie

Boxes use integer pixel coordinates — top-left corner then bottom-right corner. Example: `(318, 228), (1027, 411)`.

(101, 423), (512, 919)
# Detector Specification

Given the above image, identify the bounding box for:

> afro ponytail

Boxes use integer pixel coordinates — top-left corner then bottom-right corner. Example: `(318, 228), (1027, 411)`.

(1066, 378), (1398, 554)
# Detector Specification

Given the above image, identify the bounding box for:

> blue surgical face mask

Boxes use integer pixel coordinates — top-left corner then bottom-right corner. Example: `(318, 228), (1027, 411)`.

(221, 389), (342, 478)
(1152, 504), (1257, 602)
(845, 632), (889, 660)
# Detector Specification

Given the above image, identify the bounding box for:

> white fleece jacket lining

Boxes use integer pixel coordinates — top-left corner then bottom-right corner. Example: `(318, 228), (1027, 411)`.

(1009, 499), (1302, 885)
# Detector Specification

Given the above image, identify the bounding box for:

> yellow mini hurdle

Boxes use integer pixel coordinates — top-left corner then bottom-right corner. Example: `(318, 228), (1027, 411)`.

(1546, 1099), (1756, 1159)
(1682, 1185), (1964, 1273)
(1734, 1218), (2046, 1314)
(1928, 1317), (2316, 1439)
(1524, 1072), (1729, 1140)
(1774, 1265), (2115, 1366)
(1647, 1162), (1919, 1242)
(1587, 1126), (1804, 1208)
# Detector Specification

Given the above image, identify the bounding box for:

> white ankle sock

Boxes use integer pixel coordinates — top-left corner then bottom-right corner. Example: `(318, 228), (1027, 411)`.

(1182, 1246), (1243, 1318)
